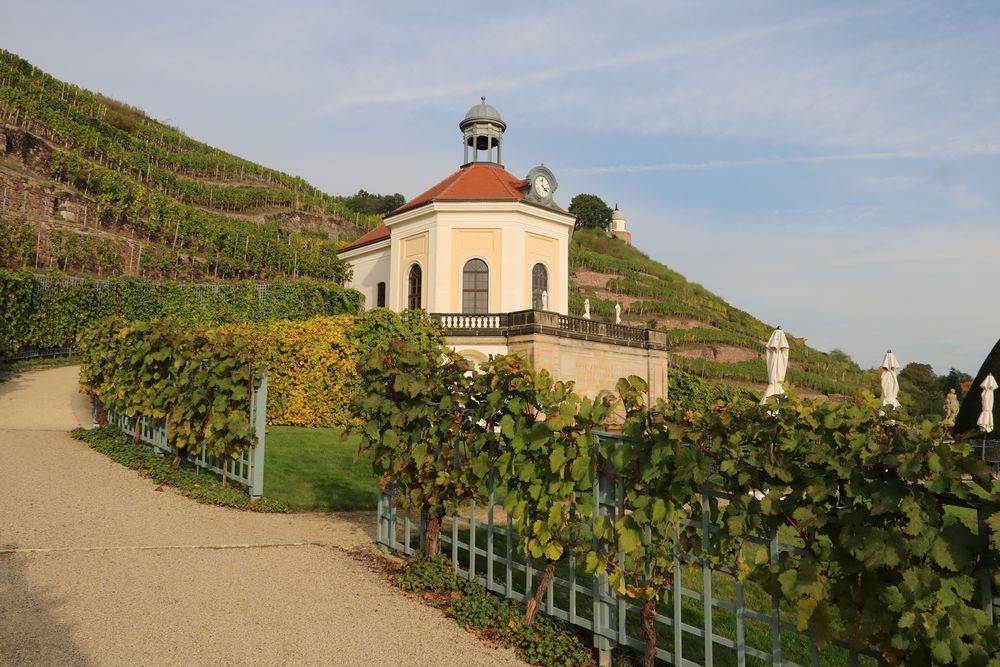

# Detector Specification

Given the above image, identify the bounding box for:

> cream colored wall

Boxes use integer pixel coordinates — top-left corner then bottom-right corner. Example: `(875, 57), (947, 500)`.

(449, 229), (501, 312)
(508, 333), (669, 404)
(523, 232), (560, 310)
(383, 201), (574, 314)
(394, 231), (429, 310)
(444, 336), (509, 365)
(341, 242), (390, 310)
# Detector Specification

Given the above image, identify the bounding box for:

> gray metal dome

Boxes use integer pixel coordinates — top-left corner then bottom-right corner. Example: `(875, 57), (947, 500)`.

(460, 97), (506, 131)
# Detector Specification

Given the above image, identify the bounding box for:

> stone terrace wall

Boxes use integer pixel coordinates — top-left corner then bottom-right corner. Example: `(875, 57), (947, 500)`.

(507, 331), (669, 404)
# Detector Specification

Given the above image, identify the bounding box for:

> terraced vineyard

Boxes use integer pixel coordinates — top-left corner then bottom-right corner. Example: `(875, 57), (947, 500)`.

(0, 49), (871, 398)
(0, 49), (381, 281)
(569, 229), (871, 396)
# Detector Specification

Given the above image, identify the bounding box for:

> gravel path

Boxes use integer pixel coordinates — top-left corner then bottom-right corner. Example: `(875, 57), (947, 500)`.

(0, 365), (524, 666)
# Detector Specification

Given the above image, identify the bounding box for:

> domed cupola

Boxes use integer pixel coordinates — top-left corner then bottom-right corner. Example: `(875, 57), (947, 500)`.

(460, 97), (506, 166)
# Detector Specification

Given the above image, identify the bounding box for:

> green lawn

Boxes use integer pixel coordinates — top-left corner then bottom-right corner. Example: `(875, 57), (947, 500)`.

(263, 425), (379, 511)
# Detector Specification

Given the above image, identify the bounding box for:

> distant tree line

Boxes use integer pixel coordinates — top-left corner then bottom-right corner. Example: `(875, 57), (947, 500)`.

(819, 348), (971, 419)
(898, 362), (972, 418)
(341, 189), (405, 217)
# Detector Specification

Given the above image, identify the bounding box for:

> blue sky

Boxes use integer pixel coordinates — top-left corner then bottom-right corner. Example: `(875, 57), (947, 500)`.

(4, 1), (999, 374)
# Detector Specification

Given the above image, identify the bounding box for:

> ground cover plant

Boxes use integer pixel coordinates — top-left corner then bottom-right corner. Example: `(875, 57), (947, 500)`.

(392, 554), (597, 667)
(0, 353), (80, 376)
(72, 425), (286, 511)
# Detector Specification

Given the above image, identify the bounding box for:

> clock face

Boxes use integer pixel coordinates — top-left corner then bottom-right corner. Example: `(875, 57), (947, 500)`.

(533, 175), (551, 198)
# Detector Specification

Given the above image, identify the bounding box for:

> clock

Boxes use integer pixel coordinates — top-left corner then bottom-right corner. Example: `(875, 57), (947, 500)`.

(525, 165), (557, 205)
(533, 175), (551, 198)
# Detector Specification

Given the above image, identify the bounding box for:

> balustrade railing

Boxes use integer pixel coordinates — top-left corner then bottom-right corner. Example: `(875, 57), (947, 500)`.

(436, 313), (505, 330)
(432, 309), (661, 347)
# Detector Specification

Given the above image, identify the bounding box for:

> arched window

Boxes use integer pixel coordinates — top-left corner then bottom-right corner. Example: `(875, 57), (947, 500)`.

(462, 259), (489, 314)
(407, 265), (422, 310)
(531, 263), (548, 310)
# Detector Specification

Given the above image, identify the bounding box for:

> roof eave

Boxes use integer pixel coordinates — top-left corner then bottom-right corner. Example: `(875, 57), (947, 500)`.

(337, 237), (390, 258)
(386, 198), (575, 225)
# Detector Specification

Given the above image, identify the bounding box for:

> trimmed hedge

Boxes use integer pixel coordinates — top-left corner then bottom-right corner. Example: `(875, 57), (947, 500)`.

(0, 268), (361, 357)
(230, 309), (441, 427)
(78, 309), (440, 429)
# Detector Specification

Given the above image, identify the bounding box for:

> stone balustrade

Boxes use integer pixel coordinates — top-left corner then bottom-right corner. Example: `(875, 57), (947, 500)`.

(430, 309), (667, 350)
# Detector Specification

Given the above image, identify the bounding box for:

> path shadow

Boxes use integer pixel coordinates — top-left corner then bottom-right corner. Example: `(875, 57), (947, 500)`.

(0, 372), (33, 398)
(0, 365), (90, 430)
(0, 549), (93, 666)
(324, 511), (378, 542)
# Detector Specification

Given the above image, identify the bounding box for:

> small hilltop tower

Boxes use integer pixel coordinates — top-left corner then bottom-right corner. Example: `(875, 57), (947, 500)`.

(610, 205), (631, 245)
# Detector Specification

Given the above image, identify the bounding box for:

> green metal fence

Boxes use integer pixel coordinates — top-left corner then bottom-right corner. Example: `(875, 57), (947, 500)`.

(376, 433), (999, 666)
(98, 372), (268, 497)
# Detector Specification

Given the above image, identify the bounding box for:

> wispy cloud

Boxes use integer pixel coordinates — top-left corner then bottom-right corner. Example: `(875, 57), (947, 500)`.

(317, 8), (863, 114)
(305, 2), (1000, 159)
(862, 174), (993, 210)
(561, 144), (1000, 175)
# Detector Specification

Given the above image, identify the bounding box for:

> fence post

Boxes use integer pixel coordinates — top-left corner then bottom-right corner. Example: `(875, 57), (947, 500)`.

(592, 435), (618, 664)
(378, 484), (395, 548)
(249, 372), (267, 499)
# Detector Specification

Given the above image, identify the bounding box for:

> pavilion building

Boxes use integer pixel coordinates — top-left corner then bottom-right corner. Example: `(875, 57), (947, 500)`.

(338, 99), (668, 401)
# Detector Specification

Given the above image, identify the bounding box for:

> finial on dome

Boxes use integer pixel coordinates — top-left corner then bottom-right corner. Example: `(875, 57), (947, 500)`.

(481, 95), (486, 103)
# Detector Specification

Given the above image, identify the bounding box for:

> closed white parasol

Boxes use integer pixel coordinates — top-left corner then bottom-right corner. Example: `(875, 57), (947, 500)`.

(977, 373), (997, 433)
(761, 327), (789, 404)
(880, 350), (901, 408)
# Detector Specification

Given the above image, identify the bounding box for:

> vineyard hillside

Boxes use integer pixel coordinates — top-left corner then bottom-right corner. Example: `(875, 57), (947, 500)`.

(0, 49), (382, 281)
(570, 229), (870, 397)
(0, 50), (870, 397)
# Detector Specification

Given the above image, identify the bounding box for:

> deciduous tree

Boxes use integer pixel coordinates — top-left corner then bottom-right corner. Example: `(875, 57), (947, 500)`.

(568, 193), (613, 231)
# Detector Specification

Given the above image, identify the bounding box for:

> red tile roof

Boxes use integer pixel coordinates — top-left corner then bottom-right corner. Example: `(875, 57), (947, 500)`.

(338, 223), (389, 253)
(388, 163), (564, 216)
(339, 164), (569, 254)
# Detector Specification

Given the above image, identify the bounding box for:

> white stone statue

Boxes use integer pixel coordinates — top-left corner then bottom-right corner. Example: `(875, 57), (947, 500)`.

(944, 389), (960, 428)
(583, 299), (591, 320)
(541, 290), (548, 310)
(615, 303), (622, 324)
